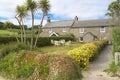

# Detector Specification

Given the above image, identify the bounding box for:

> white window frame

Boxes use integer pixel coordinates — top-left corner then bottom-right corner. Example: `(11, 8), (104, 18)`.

(49, 28), (52, 33)
(79, 28), (84, 33)
(100, 26), (105, 33)
(63, 27), (66, 32)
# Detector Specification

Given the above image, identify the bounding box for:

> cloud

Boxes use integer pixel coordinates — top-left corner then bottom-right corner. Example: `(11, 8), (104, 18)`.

(50, 0), (114, 20)
(0, 0), (24, 18)
(0, 0), (114, 27)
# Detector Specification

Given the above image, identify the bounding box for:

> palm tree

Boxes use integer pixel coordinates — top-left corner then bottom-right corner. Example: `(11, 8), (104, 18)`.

(4, 21), (13, 29)
(25, 0), (37, 49)
(4, 21), (19, 42)
(15, 5), (27, 43)
(34, 0), (51, 48)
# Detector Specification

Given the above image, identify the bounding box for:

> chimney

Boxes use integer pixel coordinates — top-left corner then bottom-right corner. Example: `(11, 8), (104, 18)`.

(47, 16), (51, 23)
(74, 16), (78, 21)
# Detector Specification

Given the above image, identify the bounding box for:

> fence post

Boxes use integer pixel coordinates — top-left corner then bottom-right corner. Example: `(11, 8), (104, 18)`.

(115, 52), (120, 65)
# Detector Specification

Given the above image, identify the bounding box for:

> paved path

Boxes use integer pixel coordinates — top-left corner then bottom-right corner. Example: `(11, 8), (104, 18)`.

(82, 45), (120, 80)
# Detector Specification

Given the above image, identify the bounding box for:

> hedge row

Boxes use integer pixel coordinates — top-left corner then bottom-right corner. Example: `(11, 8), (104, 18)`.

(112, 27), (120, 54)
(0, 37), (16, 44)
(67, 40), (108, 70)
(0, 36), (74, 47)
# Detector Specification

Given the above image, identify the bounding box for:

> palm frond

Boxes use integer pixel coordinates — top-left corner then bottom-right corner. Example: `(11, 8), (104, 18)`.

(26, 0), (37, 12)
(39, 0), (51, 15)
(16, 5), (28, 18)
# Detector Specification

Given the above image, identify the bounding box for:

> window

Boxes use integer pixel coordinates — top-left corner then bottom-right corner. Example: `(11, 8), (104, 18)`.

(49, 28), (52, 33)
(63, 27), (66, 32)
(100, 26), (105, 32)
(79, 28), (84, 33)
(80, 37), (83, 41)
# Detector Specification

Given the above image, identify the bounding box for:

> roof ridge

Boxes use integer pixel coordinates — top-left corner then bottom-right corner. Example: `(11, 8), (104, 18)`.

(50, 20), (73, 23)
(77, 19), (110, 22)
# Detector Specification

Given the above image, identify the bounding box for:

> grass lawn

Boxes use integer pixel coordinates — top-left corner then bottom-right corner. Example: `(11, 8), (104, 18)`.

(0, 30), (18, 37)
(38, 42), (83, 54)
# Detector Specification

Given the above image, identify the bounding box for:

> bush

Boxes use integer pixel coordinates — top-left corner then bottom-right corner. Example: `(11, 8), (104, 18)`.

(0, 36), (74, 47)
(0, 37), (17, 44)
(67, 40), (107, 70)
(93, 40), (108, 51)
(112, 27), (120, 54)
(0, 51), (82, 80)
(1, 43), (18, 58)
(61, 33), (75, 39)
(52, 36), (74, 43)
(106, 27), (120, 75)
(16, 63), (35, 78)
(105, 61), (118, 75)
(0, 42), (30, 58)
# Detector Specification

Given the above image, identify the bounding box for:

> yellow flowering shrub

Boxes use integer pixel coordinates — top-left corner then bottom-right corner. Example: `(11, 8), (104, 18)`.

(67, 40), (107, 70)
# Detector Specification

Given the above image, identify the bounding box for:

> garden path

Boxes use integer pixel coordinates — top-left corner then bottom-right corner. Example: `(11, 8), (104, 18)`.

(82, 45), (120, 80)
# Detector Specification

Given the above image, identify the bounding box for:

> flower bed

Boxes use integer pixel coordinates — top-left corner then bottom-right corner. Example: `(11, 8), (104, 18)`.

(67, 40), (108, 70)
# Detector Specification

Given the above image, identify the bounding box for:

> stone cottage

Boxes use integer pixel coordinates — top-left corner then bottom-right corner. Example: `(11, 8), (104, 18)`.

(40, 16), (115, 43)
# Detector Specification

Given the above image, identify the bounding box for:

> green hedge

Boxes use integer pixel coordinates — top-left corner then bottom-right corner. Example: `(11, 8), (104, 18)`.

(0, 37), (16, 44)
(27, 36), (74, 47)
(0, 36), (74, 47)
(112, 27), (120, 54)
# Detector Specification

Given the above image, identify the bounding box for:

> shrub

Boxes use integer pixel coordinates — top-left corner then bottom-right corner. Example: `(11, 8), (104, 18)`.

(1, 43), (18, 58)
(93, 40), (108, 51)
(105, 61), (118, 75)
(16, 63), (35, 78)
(16, 43), (30, 50)
(0, 51), (82, 80)
(0, 36), (74, 47)
(0, 52), (16, 76)
(61, 33), (75, 39)
(0, 37), (17, 44)
(67, 40), (107, 70)
(112, 27), (120, 54)
(0, 42), (30, 58)
(49, 36), (74, 41)
(105, 27), (120, 75)
(67, 43), (98, 70)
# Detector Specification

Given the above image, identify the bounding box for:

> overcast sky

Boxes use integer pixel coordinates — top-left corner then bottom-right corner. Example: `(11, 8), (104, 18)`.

(0, 0), (114, 27)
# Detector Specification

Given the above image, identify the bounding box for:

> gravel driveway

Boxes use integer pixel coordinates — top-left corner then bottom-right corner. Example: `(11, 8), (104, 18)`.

(82, 45), (120, 80)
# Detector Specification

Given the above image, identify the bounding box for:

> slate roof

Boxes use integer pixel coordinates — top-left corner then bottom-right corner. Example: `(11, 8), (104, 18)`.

(72, 19), (115, 28)
(43, 19), (115, 28)
(43, 20), (74, 28)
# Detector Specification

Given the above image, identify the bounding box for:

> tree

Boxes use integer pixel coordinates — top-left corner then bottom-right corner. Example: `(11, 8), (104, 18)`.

(25, 0), (37, 49)
(15, 5), (28, 43)
(34, 0), (51, 48)
(4, 21), (20, 42)
(0, 22), (4, 29)
(4, 21), (13, 29)
(106, 0), (120, 26)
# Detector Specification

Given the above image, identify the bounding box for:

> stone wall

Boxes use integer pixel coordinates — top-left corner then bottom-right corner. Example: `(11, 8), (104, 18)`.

(40, 26), (114, 43)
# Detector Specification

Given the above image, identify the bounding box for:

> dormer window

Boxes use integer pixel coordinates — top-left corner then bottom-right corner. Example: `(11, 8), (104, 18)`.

(79, 28), (84, 33)
(63, 27), (66, 32)
(100, 26), (105, 32)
